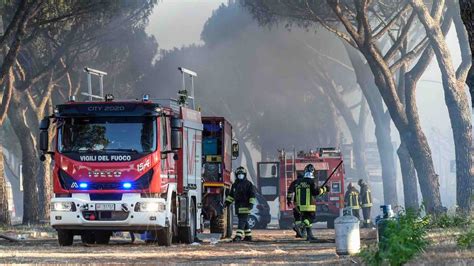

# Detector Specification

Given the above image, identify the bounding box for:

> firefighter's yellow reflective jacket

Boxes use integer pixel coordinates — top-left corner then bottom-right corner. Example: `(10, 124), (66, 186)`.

(344, 188), (360, 210)
(293, 178), (328, 212)
(359, 184), (373, 208)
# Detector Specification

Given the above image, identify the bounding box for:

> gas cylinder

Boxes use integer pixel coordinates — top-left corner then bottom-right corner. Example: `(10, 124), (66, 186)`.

(335, 207), (360, 255)
(376, 204), (395, 245)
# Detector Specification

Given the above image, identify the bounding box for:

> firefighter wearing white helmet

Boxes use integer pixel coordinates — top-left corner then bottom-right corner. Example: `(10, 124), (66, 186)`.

(293, 164), (330, 241)
(225, 166), (256, 242)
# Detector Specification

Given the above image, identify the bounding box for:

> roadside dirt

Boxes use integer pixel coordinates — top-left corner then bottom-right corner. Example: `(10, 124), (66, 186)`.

(0, 228), (472, 264)
(0, 229), (357, 264)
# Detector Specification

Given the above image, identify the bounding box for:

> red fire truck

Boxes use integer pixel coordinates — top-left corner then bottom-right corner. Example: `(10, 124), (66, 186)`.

(39, 68), (238, 246)
(201, 117), (236, 238)
(257, 148), (345, 229)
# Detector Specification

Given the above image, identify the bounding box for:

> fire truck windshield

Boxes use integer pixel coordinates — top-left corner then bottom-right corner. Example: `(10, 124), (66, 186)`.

(58, 117), (156, 154)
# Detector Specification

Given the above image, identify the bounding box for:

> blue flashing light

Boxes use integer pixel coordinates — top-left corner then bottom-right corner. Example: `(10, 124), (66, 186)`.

(123, 182), (132, 189)
(79, 183), (88, 189)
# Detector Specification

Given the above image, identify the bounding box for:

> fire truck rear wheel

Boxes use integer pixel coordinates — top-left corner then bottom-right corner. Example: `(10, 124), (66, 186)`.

(95, 231), (111, 244)
(157, 226), (173, 246)
(80, 231), (95, 244)
(225, 205), (233, 238)
(57, 230), (74, 246)
(178, 200), (197, 244)
(210, 208), (227, 238)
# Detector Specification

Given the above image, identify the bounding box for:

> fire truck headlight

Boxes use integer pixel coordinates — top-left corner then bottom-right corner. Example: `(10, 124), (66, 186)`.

(136, 202), (165, 212)
(52, 202), (76, 212)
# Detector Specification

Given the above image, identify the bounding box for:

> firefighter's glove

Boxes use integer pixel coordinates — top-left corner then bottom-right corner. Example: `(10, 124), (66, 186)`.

(287, 200), (292, 207)
(324, 185), (330, 193)
(224, 201), (231, 208)
(249, 203), (254, 210)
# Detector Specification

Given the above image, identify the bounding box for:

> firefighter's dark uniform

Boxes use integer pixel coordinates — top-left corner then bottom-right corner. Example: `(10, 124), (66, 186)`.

(294, 166), (329, 241)
(287, 173), (305, 238)
(358, 179), (373, 227)
(225, 167), (256, 242)
(344, 183), (360, 219)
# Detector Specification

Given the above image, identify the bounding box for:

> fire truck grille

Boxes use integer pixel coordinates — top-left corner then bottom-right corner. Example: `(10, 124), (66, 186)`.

(58, 169), (154, 191)
(82, 211), (129, 221)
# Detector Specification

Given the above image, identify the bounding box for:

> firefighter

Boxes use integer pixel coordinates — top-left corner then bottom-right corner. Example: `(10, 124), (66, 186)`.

(225, 166), (256, 242)
(344, 182), (360, 219)
(294, 164), (330, 241)
(358, 179), (373, 228)
(287, 172), (305, 238)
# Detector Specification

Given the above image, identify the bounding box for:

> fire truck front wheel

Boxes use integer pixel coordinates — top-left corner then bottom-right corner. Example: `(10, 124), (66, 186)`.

(95, 231), (112, 244)
(81, 231), (95, 244)
(57, 229), (74, 246)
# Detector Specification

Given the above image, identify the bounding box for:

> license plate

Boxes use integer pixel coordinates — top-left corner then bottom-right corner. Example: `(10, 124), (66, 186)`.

(96, 203), (115, 211)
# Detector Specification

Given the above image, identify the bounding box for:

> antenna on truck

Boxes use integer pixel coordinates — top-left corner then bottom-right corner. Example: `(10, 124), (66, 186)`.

(177, 67), (197, 109)
(81, 67), (108, 101)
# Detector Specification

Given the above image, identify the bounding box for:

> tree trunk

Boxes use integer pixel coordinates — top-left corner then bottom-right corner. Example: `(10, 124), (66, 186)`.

(411, 0), (473, 213)
(401, 127), (442, 213)
(344, 44), (399, 206)
(41, 156), (52, 221)
(315, 80), (370, 183)
(0, 150), (10, 225)
(367, 58), (442, 213)
(459, 0), (474, 103)
(397, 141), (419, 209)
(8, 95), (40, 224)
(373, 115), (398, 206)
(351, 130), (369, 181)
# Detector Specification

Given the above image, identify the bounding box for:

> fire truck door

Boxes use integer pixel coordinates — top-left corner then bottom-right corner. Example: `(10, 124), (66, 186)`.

(257, 162), (279, 201)
(182, 127), (201, 189)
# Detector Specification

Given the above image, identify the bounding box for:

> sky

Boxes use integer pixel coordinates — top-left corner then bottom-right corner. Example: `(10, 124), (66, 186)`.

(146, 0), (466, 207)
(147, 0), (226, 50)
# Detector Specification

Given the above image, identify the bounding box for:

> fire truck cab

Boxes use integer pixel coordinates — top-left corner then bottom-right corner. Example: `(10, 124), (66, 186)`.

(257, 148), (345, 229)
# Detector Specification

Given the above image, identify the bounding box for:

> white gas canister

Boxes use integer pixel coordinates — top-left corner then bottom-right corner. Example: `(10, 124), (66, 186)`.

(335, 208), (360, 255)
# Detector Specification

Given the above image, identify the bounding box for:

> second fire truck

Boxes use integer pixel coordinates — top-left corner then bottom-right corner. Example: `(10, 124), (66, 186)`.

(257, 148), (345, 229)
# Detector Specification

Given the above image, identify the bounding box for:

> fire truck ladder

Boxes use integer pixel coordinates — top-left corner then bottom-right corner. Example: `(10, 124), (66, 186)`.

(283, 149), (296, 197)
(81, 67), (108, 101)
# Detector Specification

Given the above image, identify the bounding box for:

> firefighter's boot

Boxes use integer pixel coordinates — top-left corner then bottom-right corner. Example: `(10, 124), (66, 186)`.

(243, 229), (252, 241)
(297, 223), (306, 238)
(306, 227), (317, 242)
(232, 236), (242, 242)
(293, 223), (304, 238)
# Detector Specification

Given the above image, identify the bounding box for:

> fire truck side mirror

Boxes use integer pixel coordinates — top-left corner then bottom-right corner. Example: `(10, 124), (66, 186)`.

(39, 117), (50, 155)
(171, 118), (182, 150)
(232, 142), (239, 159)
(39, 130), (49, 153)
(40, 117), (50, 130)
(171, 129), (182, 150)
(271, 165), (277, 176)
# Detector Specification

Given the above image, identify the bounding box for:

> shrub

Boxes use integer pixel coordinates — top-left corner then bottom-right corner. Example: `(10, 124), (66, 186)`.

(359, 209), (430, 266)
(429, 213), (471, 229)
(457, 226), (474, 249)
